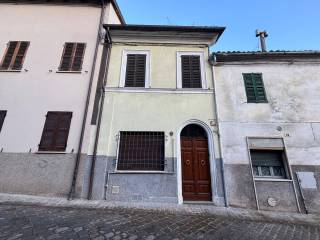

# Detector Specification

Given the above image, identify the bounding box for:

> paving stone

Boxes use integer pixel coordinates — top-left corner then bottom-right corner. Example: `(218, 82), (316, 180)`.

(0, 204), (319, 240)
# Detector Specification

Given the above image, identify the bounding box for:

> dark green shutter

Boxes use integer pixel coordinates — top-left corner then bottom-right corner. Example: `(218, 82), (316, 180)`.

(125, 54), (146, 87)
(181, 55), (202, 88)
(59, 43), (75, 71)
(12, 41), (29, 70)
(243, 73), (267, 103)
(1, 42), (18, 70)
(71, 43), (86, 71)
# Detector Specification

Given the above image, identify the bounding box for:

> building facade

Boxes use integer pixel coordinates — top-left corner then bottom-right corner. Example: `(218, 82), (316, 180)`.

(213, 51), (320, 213)
(87, 24), (227, 205)
(0, 0), (123, 198)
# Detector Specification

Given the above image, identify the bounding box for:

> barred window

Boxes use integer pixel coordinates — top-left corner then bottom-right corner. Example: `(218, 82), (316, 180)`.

(251, 150), (287, 179)
(117, 131), (165, 171)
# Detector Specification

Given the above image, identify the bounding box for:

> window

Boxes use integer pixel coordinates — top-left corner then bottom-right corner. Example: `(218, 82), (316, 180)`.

(0, 41), (29, 70)
(177, 52), (206, 89)
(250, 150), (287, 179)
(0, 111), (7, 132)
(243, 73), (267, 103)
(58, 42), (86, 71)
(120, 50), (150, 88)
(39, 112), (72, 151)
(117, 131), (165, 171)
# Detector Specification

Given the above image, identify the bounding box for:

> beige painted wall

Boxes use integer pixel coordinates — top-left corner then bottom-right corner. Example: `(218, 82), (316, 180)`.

(93, 43), (219, 157)
(0, 3), (120, 153)
(214, 63), (320, 165)
(106, 44), (213, 89)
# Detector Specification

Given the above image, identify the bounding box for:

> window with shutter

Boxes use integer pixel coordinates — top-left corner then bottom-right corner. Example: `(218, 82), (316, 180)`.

(181, 55), (202, 88)
(39, 111), (72, 151)
(117, 131), (165, 171)
(125, 54), (146, 87)
(243, 73), (267, 103)
(0, 41), (29, 71)
(59, 42), (86, 72)
(250, 150), (288, 179)
(0, 111), (7, 133)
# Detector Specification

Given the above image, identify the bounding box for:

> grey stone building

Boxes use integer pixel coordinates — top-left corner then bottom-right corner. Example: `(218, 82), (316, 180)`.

(213, 51), (320, 213)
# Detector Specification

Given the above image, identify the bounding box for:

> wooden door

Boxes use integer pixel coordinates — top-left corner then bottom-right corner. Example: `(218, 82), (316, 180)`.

(181, 137), (212, 201)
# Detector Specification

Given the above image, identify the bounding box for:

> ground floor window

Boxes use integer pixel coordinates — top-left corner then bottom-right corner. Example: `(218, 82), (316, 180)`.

(117, 131), (165, 171)
(250, 149), (287, 179)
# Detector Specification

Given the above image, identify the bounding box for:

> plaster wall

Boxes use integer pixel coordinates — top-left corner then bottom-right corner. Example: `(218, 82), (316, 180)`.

(0, 3), (119, 154)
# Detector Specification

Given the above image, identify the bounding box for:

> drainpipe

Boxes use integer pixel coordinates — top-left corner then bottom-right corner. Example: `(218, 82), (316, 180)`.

(88, 27), (112, 199)
(208, 50), (229, 208)
(68, 1), (107, 200)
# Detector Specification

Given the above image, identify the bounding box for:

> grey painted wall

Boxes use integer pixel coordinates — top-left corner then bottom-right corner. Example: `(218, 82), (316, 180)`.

(0, 153), (76, 197)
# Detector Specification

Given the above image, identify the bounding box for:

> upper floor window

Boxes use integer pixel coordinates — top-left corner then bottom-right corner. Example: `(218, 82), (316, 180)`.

(0, 41), (30, 71)
(58, 42), (86, 72)
(243, 73), (267, 103)
(39, 111), (72, 152)
(117, 131), (165, 171)
(250, 149), (288, 179)
(120, 50), (150, 88)
(177, 52), (206, 89)
(0, 110), (7, 133)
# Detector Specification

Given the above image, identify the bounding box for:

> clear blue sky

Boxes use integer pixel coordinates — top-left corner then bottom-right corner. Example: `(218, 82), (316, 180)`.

(116, 0), (320, 52)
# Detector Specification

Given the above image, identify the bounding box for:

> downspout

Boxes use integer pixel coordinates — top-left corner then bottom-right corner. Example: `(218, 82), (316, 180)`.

(88, 27), (112, 199)
(208, 50), (229, 207)
(68, 1), (107, 200)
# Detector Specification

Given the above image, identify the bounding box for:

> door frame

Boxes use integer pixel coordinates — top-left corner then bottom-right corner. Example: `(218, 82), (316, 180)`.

(176, 119), (218, 204)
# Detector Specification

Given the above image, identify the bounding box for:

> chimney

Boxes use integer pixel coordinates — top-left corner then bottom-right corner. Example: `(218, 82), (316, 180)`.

(256, 30), (268, 52)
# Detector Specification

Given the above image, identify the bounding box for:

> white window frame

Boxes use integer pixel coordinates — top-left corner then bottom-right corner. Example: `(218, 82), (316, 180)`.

(119, 50), (151, 88)
(176, 51), (207, 89)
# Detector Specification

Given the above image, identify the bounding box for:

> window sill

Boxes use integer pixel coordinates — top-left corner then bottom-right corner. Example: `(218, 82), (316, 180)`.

(56, 71), (82, 74)
(0, 69), (22, 72)
(254, 178), (292, 182)
(111, 170), (173, 174)
(36, 151), (67, 154)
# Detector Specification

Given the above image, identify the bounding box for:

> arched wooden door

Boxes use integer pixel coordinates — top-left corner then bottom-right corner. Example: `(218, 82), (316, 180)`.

(181, 124), (212, 201)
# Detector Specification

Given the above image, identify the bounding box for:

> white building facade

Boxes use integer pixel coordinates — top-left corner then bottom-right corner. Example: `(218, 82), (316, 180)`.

(0, 0), (124, 198)
(213, 51), (320, 213)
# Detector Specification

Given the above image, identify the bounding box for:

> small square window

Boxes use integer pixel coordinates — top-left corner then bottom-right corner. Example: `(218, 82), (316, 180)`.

(250, 149), (288, 179)
(243, 73), (267, 103)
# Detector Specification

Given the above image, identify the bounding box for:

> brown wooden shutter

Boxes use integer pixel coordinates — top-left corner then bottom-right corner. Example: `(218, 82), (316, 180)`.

(0, 110), (7, 132)
(59, 43), (75, 71)
(39, 112), (72, 151)
(59, 42), (86, 71)
(12, 41), (30, 70)
(71, 43), (86, 71)
(125, 54), (146, 87)
(0, 41), (29, 70)
(181, 55), (202, 88)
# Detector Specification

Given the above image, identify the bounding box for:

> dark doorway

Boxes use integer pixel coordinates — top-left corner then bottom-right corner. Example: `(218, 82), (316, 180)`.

(181, 124), (212, 201)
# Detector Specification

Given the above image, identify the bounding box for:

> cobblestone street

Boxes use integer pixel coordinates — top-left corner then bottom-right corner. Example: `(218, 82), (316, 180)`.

(0, 204), (319, 240)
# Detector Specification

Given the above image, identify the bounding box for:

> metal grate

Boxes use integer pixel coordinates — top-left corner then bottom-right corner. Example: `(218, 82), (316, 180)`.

(117, 131), (165, 171)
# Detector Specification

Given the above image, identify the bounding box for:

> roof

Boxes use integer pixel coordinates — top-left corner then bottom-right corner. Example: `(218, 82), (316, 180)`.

(213, 50), (320, 63)
(104, 24), (225, 45)
(0, 0), (125, 24)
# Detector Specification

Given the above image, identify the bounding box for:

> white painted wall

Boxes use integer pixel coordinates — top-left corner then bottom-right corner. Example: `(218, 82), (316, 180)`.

(0, 3), (120, 153)
(214, 63), (320, 165)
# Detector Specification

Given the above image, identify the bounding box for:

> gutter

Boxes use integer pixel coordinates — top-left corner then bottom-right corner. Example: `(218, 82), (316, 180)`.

(88, 27), (112, 199)
(68, 1), (107, 200)
(209, 52), (229, 208)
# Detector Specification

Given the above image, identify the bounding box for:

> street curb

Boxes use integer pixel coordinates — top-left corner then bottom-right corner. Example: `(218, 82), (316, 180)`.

(0, 193), (319, 226)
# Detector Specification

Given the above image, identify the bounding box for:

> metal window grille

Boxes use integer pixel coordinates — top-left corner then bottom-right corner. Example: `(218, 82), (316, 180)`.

(250, 150), (287, 179)
(117, 131), (165, 171)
